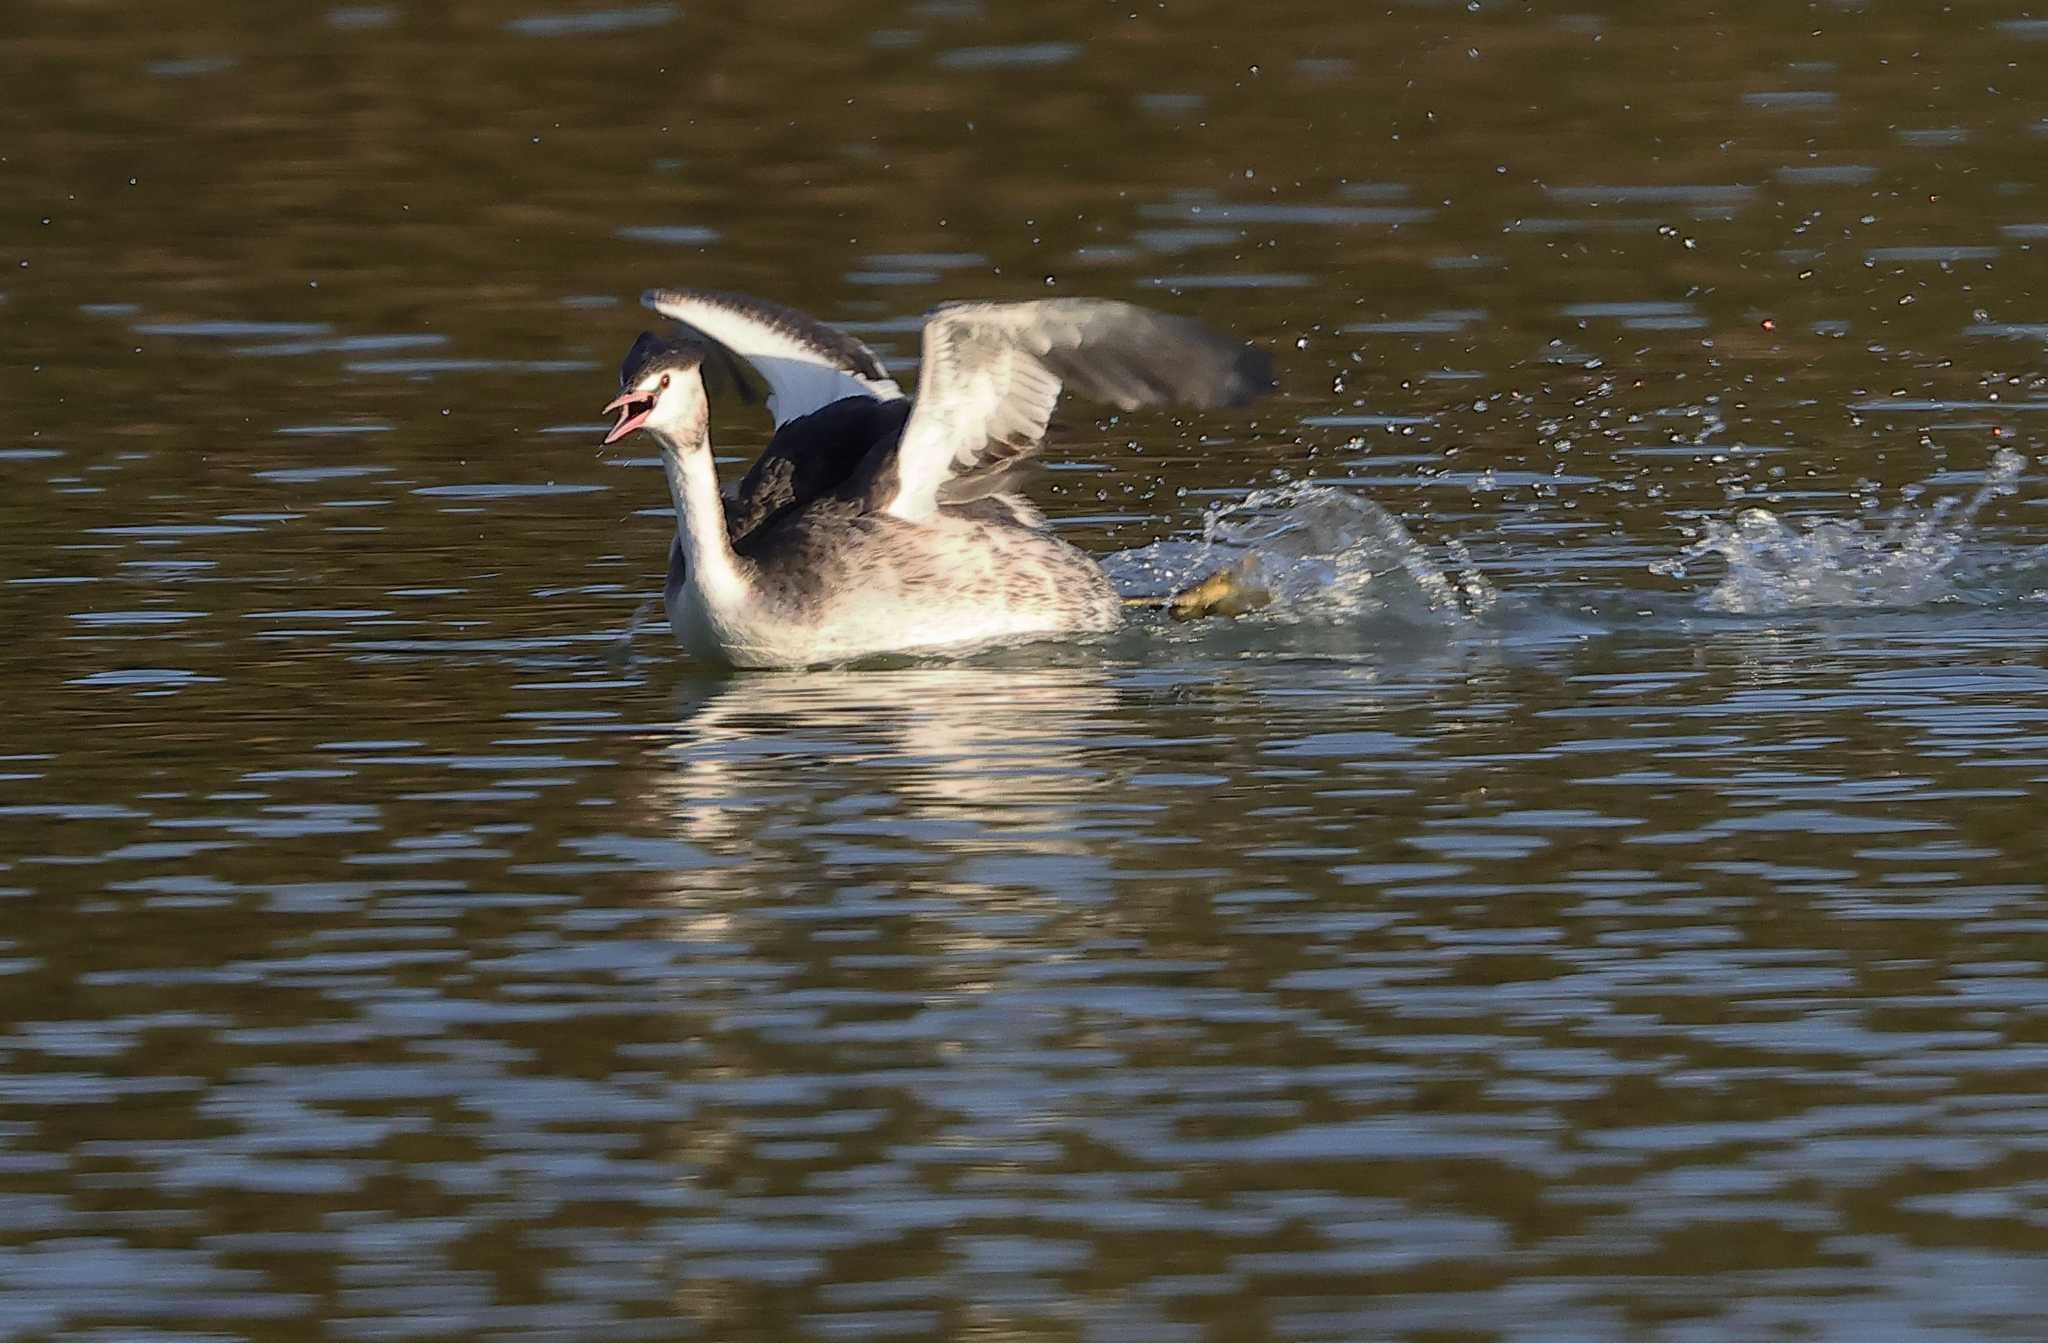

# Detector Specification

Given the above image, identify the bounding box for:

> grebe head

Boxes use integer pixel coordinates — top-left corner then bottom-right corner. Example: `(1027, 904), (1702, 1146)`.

(603, 332), (710, 446)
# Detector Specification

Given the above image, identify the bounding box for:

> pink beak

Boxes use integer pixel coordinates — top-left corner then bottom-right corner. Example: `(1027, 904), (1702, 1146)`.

(602, 390), (655, 445)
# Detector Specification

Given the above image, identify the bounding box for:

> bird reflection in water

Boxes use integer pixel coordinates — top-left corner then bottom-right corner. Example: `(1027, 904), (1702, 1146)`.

(637, 664), (1118, 853)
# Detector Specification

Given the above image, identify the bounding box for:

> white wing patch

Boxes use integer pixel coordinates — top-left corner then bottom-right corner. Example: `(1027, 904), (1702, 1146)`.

(884, 306), (1064, 522)
(881, 299), (1274, 523)
(642, 288), (905, 426)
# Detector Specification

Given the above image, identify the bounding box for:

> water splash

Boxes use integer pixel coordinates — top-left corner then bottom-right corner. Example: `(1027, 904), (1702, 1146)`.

(1106, 483), (1496, 628)
(1658, 449), (2034, 613)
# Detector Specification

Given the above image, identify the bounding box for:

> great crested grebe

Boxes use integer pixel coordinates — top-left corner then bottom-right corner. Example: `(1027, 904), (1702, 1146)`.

(603, 287), (1273, 667)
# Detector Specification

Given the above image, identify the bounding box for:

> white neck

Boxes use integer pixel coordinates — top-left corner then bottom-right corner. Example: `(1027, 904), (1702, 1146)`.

(654, 420), (750, 610)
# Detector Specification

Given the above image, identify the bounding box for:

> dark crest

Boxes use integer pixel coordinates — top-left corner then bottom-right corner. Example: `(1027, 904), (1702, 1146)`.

(619, 331), (708, 388)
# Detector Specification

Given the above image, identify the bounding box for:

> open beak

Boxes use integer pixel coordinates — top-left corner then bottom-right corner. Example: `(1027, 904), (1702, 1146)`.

(602, 389), (656, 445)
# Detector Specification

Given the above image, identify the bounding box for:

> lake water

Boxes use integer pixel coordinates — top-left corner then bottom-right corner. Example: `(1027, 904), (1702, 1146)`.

(6, 3), (2048, 1339)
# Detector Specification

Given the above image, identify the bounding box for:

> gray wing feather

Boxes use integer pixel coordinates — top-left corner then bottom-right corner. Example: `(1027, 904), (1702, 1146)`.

(879, 298), (1273, 521)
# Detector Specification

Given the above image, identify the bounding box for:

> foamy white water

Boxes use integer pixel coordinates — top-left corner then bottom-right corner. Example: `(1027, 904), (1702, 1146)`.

(1105, 482), (1498, 627)
(1659, 449), (2040, 613)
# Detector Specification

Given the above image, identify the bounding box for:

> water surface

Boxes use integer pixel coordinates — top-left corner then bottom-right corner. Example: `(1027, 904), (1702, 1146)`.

(5, 3), (2048, 1338)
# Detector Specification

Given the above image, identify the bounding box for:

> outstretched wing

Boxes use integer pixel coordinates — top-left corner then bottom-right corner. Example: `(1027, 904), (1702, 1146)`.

(642, 287), (905, 426)
(876, 298), (1273, 522)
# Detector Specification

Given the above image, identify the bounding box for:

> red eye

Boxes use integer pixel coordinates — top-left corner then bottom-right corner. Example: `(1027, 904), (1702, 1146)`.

(659, 373), (671, 390)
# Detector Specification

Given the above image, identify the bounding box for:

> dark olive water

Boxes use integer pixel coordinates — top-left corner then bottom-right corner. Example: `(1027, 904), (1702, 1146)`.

(6, 3), (2048, 1339)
